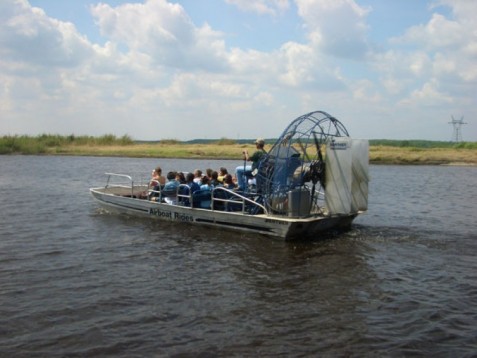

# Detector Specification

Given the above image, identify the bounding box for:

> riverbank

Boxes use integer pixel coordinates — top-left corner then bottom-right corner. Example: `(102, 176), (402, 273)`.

(369, 145), (477, 165)
(1, 142), (476, 165)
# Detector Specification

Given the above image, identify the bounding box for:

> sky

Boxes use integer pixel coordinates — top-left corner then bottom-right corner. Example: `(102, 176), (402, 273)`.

(1, 0), (476, 141)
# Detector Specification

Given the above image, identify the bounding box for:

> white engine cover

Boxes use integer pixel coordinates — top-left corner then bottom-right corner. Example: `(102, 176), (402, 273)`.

(325, 138), (369, 215)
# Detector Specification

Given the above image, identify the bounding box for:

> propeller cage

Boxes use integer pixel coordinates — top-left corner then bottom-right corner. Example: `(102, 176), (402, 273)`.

(255, 111), (350, 217)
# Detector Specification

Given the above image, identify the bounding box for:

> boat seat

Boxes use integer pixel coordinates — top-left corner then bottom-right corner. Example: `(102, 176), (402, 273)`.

(212, 189), (227, 210)
(226, 197), (244, 212)
(177, 185), (192, 206)
(148, 183), (164, 200)
(161, 187), (178, 204)
(192, 190), (212, 209)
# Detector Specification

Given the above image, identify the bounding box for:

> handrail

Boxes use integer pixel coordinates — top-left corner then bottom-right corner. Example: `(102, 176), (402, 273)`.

(105, 172), (134, 197)
(102, 173), (268, 215)
(177, 184), (192, 205)
(149, 183), (190, 205)
(212, 186), (268, 215)
(147, 179), (162, 199)
(152, 184), (267, 215)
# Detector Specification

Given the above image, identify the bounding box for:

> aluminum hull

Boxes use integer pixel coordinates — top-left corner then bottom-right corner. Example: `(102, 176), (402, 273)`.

(90, 186), (358, 240)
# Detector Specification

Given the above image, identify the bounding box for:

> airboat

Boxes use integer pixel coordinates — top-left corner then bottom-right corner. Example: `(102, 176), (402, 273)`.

(90, 111), (369, 240)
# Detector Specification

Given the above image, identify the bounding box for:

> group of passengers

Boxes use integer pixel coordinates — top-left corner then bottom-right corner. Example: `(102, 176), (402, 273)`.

(148, 138), (267, 205)
(148, 166), (238, 204)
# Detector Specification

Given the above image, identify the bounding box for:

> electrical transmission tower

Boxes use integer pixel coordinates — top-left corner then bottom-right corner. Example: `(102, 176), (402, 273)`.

(448, 115), (467, 142)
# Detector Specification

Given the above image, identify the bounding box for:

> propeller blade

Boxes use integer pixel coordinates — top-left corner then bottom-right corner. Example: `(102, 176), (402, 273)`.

(297, 138), (311, 162)
(312, 131), (323, 162)
(310, 183), (316, 212)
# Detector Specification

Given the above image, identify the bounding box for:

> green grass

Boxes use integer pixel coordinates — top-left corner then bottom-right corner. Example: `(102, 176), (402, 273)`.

(1, 135), (476, 165)
(369, 139), (477, 149)
(0, 134), (133, 154)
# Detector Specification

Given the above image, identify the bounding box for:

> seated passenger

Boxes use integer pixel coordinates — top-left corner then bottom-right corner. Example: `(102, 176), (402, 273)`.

(163, 171), (179, 204)
(210, 171), (221, 187)
(200, 176), (212, 191)
(193, 169), (203, 185)
(192, 189), (212, 209)
(217, 167), (228, 183)
(150, 166), (166, 187)
(146, 166), (166, 199)
(185, 172), (200, 194)
(223, 174), (237, 190)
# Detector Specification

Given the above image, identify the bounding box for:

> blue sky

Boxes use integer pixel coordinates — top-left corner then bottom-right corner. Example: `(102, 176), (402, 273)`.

(1, 0), (475, 141)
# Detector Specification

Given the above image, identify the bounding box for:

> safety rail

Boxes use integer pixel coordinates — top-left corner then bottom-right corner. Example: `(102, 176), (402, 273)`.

(212, 187), (268, 215)
(105, 173), (134, 197)
(148, 183), (268, 215)
(102, 173), (269, 215)
(147, 179), (162, 199)
(177, 184), (192, 205)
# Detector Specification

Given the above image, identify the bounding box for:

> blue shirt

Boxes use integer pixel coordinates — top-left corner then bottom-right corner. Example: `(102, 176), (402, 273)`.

(200, 184), (212, 191)
(187, 181), (200, 194)
(163, 179), (179, 193)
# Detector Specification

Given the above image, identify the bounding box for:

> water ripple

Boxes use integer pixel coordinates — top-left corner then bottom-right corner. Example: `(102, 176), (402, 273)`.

(1, 157), (476, 356)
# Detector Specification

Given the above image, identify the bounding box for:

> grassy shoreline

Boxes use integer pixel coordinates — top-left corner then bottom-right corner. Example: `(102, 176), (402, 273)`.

(1, 135), (476, 165)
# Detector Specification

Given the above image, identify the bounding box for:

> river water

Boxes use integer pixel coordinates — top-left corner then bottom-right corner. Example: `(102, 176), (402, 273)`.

(0, 155), (476, 357)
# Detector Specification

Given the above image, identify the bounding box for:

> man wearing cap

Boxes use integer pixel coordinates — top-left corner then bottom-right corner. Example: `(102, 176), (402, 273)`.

(235, 138), (266, 191)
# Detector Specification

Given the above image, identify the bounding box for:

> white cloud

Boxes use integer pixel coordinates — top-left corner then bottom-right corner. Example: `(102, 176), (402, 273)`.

(295, 0), (371, 59)
(225, 0), (290, 16)
(370, 0), (476, 134)
(399, 79), (454, 107)
(388, 0), (477, 85)
(158, 73), (247, 107)
(0, 0), (93, 68)
(0, 0), (476, 141)
(276, 41), (345, 91)
(394, 13), (464, 51)
(434, 0), (477, 24)
(352, 79), (381, 103)
(91, 0), (229, 71)
(278, 42), (314, 86)
(0, 0), (373, 137)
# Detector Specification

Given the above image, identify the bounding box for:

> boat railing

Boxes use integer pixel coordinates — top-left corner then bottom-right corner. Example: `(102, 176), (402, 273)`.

(105, 172), (135, 197)
(147, 180), (162, 199)
(146, 183), (190, 204)
(211, 187), (269, 215)
(102, 173), (268, 215)
(150, 184), (268, 215)
(177, 184), (192, 205)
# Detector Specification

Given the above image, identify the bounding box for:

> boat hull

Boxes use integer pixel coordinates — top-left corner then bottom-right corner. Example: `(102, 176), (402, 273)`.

(90, 186), (358, 240)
